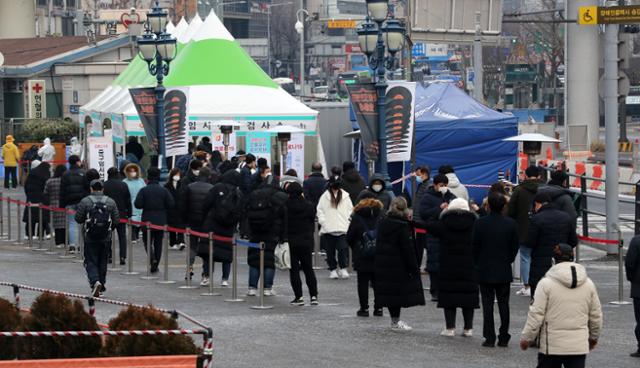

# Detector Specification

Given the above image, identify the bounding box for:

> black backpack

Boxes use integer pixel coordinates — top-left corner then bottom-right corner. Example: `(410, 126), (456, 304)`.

(246, 188), (275, 233)
(85, 196), (112, 240)
(357, 216), (378, 258)
(214, 185), (243, 227)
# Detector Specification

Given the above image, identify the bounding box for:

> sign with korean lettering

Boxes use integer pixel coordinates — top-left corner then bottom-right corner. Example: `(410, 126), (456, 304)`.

(328, 20), (356, 28)
(347, 83), (379, 160)
(285, 133), (304, 177)
(579, 5), (640, 25)
(245, 132), (271, 166)
(186, 116), (316, 134)
(129, 87), (158, 149)
(27, 80), (46, 119)
(88, 136), (114, 180)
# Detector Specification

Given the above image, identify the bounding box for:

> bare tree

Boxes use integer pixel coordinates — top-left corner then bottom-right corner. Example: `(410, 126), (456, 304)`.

(269, 4), (299, 77)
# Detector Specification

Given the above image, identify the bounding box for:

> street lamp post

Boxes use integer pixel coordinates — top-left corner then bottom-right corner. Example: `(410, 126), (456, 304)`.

(295, 8), (308, 98)
(137, 1), (177, 180)
(356, 0), (405, 189)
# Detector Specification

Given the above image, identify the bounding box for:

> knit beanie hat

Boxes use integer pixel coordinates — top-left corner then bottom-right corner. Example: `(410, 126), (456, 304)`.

(447, 198), (470, 212)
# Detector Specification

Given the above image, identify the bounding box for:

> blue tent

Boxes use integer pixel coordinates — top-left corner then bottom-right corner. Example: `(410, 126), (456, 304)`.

(405, 82), (518, 202)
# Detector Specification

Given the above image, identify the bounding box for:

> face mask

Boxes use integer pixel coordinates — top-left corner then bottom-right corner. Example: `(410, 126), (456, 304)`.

(416, 176), (423, 184)
(129, 172), (137, 178)
(193, 170), (200, 176)
(439, 186), (448, 195)
(372, 184), (383, 192)
(172, 175), (180, 182)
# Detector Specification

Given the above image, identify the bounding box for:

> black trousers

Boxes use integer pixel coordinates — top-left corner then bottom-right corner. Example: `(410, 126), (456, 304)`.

(169, 229), (184, 246)
(322, 234), (348, 270)
(429, 272), (439, 298)
(479, 283), (511, 343)
(4, 166), (17, 188)
(142, 229), (163, 264)
(289, 246), (318, 299)
(115, 222), (127, 259)
(357, 271), (379, 310)
(84, 240), (109, 288)
(444, 308), (474, 330)
(54, 228), (65, 245)
(388, 306), (401, 319)
(415, 232), (427, 270)
(634, 298), (640, 351)
(537, 354), (586, 368)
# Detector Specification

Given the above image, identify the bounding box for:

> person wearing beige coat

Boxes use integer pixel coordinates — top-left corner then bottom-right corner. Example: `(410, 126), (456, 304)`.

(520, 244), (603, 368)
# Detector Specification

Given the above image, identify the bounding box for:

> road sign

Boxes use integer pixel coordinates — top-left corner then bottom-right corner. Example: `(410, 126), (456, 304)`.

(579, 5), (640, 25)
(328, 20), (356, 29)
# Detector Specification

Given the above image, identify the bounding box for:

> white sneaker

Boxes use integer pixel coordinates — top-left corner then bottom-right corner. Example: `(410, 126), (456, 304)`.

(329, 270), (339, 279)
(462, 329), (473, 337)
(200, 277), (210, 287)
(264, 288), (275, 296)
(170, 244), (180, 250)
(338, 269), (350, 279)
(440, 329), (456, 337)
(179, 243), (186, 251)
(247, 288), (257, 296)
(221, 280), (229, 287)
(44, 234), (51, 240)
(516, 287), (531, 296)
(391, 321), (413, 331)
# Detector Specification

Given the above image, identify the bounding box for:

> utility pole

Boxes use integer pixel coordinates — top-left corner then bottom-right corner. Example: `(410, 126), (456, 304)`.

(604, 0), (620, 255)
(473, 11), (483, 102)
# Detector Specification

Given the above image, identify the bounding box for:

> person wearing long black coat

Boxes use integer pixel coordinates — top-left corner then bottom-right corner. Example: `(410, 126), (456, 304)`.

(164, 168), (185, 250)
(202, 169), (244, 286)
(284, 182), (319, 305)
(472, 192), (520, 347)
(341, 161), (366, 205)
(103, 167), (131, 265)
(23, 161), (51, 238)
(625, 235), (640, 358)
(425, 198), (479, 337)
(374, 197), (425, 331)
(347, 196), (384, 317)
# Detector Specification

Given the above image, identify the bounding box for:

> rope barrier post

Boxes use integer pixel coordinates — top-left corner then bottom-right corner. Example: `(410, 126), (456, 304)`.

(26, 202), (33, 249)
(225, 235), (244, 303)
(201, 232), (221, 296)
(12, 284), (20, 309)
(45, 207), (56, 255)
(59, 208), (75, 259)
(108, 229), (122, 272)
(580, 174), (589, 240)
(635, 179), (640, 236)
(34, 204), (45, 251)
(72, 222), (84, 263)
(157, 225), (175, 284)
(140, 222), (158, 280)
(0, 192), (4, 239)
(251, 241), (273, 310)
(15, 200), (22, 245)
(179, 227), (198, 289)
(88, 298), (96, 317)
(7, 197), (12, 242)
(611, 230), (632, 305)
(122, 220), (139, 275)
(312, 220), (322, 270)
(347, 247), (353, 274)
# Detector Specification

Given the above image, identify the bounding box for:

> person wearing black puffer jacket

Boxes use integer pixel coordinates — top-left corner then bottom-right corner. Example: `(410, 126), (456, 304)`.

(23, 160), (51, 239)
(285, 182), (319, 306)
(347, 195), (384, 317)
(341, 161), (366, 205)
(103, 167), (131, 265)
(202, 168), (244, 287)
(538, 170), (577, 227)
(60, 155), (89, 250)
(180, 167), (214, 286)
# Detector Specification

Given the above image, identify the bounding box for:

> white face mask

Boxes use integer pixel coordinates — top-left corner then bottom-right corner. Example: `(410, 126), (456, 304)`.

(172, 175), (180, 182)
(192, 170), (200, 176)
(371, 184), (383, 193)
(129, 171), (137, 178)
(439, 186), (448, 194)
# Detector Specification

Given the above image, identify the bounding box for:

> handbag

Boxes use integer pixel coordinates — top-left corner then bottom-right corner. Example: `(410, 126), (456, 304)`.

(275, 241), (291, 270)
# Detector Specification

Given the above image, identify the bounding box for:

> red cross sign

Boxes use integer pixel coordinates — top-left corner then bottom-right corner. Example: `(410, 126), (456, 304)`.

(32, 83), (43, 93)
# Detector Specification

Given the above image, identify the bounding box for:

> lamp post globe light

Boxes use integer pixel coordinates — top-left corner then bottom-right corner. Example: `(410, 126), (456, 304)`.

(136, 0), (177, 180)
(356, 0), (406, 189)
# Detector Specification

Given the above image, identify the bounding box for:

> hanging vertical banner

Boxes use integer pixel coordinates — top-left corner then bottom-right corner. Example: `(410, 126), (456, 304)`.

(164, 89), (188, 157)
(27, 80), (46, 119)
(212, 131), (237, 158)
(245, 132), (271, 166)
(90, 112), (103, 137)
(347, 83), (378, 160)
(88, 136), (114, 180)
(129, 87), (158, 150)
(385, 81), (416, 162)
(111, 114), (125, 144)
(285, 133), (304, 177)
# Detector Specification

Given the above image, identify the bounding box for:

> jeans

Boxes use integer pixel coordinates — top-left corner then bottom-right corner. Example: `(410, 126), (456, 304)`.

(357, 271), (379, 310)
(634, 298), (640, 351)
(212, 262), (231, 281)
(4, 166), (17, 188)
(322, 234), (348, 270)
(84, 240), (109, 288)
(444, 308), (474, 330)
(249, 266), (275, 289)
(289, 246), (318, 299)
(115, 222), (127, 259)
(480, 283), (511, 343)
(67, 205), (78, 246)
(520, 245), (532, 285)
(142, 229), (163, 264)
(537, 354), (586, 368)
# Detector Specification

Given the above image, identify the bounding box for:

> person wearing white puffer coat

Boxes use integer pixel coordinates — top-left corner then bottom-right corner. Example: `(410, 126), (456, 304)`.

(520, 244), (603, 368)
(316, 176), (353, 280)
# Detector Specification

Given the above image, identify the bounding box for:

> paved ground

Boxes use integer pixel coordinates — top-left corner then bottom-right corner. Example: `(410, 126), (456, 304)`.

(0, 188), (638, 367)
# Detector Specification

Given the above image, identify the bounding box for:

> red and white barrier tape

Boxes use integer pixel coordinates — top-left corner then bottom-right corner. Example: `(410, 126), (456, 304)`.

(0, 329), (208, 338)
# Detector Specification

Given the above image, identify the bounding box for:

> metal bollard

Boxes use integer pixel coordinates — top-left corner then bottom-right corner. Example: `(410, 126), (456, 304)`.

(312, 221), (322, 270)
(122, 220), (139, 275)
(201, 232), (221, 296)
(15, 201), (22, 245)
(34, 204), (46, 251)
(611, 232), (632, 305)
(251, 242), (273, 310)
(108, 230), (122, 272)
(7, 197), (12, 242)
(141, 222), (158, 280)
(157, 225), (176, 284)
(179, 227), (198, 289)
(45, 208), (56, 255)
(59, 208), (75, 259)
(225, 235), (245, 303)
(26, 202), (33, 249)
